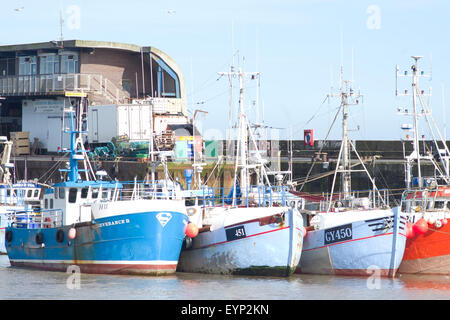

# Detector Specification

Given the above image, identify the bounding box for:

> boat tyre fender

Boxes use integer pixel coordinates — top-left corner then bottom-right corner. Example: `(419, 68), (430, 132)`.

(5, 230), (12, 243)
(183, 236), (193, 249)
(35, 232), (44, 245)
(56, 229), (65, 243)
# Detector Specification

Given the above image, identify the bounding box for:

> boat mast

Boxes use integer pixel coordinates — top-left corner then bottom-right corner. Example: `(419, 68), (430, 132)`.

(411, 56), (422, 187)
(328, 68), (362, 200)
(218, 67), (259, 200)
(397, 56), (450, 187)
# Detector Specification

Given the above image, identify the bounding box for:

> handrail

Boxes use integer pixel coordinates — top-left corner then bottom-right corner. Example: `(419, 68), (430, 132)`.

(0, 73), (129, 104)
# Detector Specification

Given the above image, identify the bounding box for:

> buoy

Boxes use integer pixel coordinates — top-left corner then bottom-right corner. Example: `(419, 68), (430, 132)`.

(68, 228), (77, 239)
(405, 222), (415, 238)
(443, 219), (448, 225)
(413, 218), (428, 235)
(427, 216), (436, 225)
(435, 220), (443, 229)
(185, 223), (198, 238)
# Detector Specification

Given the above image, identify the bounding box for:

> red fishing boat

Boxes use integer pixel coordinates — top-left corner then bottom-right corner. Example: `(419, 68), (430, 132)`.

(396, 56), (450, 274)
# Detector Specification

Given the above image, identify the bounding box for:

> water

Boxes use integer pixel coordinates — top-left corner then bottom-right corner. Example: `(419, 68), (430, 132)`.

(1, 255), (450, 300)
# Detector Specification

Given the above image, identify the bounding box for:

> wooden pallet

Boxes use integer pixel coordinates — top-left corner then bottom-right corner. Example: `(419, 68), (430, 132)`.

(12, 146), (30, 156)
(11, 131), (30, 156)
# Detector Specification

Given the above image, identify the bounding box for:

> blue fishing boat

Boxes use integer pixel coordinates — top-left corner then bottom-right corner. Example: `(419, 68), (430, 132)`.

(4, 98), (189, 275)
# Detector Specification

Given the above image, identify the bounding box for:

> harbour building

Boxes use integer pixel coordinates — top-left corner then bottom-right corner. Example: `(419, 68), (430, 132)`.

(0, 40), (188, 153)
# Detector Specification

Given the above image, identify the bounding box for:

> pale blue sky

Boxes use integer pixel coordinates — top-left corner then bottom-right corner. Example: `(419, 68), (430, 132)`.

(1, 0), (449, 140)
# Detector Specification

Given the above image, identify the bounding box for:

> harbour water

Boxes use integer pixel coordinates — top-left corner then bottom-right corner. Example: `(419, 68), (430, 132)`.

(1, 255), (449, 301)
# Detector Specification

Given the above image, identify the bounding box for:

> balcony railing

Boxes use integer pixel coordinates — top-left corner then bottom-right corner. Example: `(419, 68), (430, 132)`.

(0, 73), (129, 104)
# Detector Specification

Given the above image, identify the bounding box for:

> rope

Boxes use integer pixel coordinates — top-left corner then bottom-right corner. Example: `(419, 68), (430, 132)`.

(297, 103), (343, 191)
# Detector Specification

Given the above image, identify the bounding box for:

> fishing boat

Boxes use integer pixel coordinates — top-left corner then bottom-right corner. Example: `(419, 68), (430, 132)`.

(4, 97), (189, 275)
(292, 69), (407, 277)
(396, 56), (450, 275)
(0, 137), (41, 254)
(177, 68), (305, 277)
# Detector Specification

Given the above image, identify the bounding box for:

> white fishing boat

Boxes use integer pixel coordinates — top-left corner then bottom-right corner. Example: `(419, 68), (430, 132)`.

(0, 137), (41, 254)
(177, 67), (304, 277)
(292, 69), (406, 277)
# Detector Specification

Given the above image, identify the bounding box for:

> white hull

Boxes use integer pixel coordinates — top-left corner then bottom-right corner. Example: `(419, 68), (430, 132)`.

(177, 206), (304, 276)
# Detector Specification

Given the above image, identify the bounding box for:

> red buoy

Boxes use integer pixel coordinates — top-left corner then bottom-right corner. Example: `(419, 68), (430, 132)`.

(185, 223), (198, 238)
(405, 222), (415, 238)
(413, 218), (428, 235)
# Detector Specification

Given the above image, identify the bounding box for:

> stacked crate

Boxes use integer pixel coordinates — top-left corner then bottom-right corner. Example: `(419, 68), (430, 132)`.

(11, 131), (30, 156)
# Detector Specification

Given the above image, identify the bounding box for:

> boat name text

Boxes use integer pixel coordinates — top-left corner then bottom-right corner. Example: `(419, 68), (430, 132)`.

(324, 223), (353, 245)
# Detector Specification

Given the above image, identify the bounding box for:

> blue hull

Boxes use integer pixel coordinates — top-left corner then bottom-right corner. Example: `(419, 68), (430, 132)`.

(5, 211), (188, 275)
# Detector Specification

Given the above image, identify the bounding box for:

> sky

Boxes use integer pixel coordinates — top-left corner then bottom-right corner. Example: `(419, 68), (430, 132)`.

(1, 0), (449, 141)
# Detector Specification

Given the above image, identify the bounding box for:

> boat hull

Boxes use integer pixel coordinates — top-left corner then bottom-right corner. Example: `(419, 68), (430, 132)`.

(399, 222), (450, 274)
(5, 210), (188, 275)
(297, 208), (407, 278)
(177, 207), (304, 277)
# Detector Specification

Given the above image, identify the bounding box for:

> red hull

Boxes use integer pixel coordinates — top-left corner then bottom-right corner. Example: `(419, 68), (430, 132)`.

(399, 223), (450, 274)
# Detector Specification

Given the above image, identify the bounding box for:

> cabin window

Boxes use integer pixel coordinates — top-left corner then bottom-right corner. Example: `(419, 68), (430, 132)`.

(68, 188), (78, 203)
(92, 188), (99, 199)
(54, 189), (58, 199)
(50, 199), (54, 209)
(44, 199), (48, 209)
(34, 189), (40, 198)
(6, 189), (10, 197)
(81, 187), (89, 199)
(26, 189), (32, 198)
(59, 188), (65, 199)
(401, 201), (407, 212)
(102, 190), (109, 200)
(435, 201), (445, 210)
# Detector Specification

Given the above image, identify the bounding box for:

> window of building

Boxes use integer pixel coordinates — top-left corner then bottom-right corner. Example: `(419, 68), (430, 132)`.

(61, 54), (79, 74)
(39, 55), (59, 75)
(0, 58), (16, 76)
(19, 56), (37, 75)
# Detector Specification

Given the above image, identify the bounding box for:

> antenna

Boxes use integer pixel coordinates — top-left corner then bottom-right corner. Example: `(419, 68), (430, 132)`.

(443, 82), (447, 141)
(351, 47), (354, 83)
(59, 0), (64, 46)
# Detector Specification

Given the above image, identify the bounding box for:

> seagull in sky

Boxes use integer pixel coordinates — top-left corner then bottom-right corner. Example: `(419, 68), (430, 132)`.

(14, 6), (24, 12)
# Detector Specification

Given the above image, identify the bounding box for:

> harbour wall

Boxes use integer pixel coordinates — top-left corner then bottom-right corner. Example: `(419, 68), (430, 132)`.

(11, 140), (441, 205)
